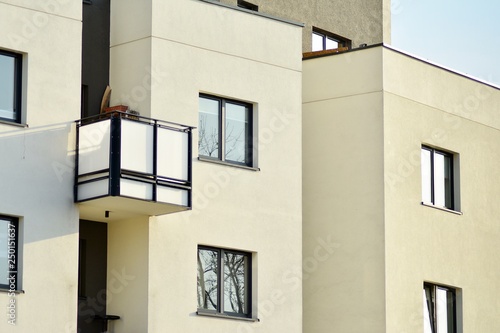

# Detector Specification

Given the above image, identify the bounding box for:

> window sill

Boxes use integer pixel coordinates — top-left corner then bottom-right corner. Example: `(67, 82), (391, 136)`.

(196, 311), (259, 322)
(421, 202), (463, 215)
(198, 157), (260, 171)
(0, 119), (28, 128)
(0, 288), (24, 294)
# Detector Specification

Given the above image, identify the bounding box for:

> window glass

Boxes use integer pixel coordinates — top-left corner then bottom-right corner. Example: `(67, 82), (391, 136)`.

(0, 54), (17, 121)
(225, 102), (249, 164)
(423, 288), (433, 333)
(0, 221), (9, 285)
(434, 152), (446, 207)
(197, 248), (219, 311)
(312, 32), (324, 51)
(199, 97), (220, 159)
(223, 251), (249, 315)
(421, 148), (432, 204)
(325, 37), (339, 50)
(0, 216), (18, 289)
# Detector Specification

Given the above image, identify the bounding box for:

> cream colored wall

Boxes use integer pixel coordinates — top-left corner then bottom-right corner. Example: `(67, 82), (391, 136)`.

(220, 0), (390, 50)
(109, 0), (153, 114)
(107, 217), (149, 333)
(0, 1), (81, 332)
(302, 48), (386, 332)
(304, 46), (500, 332)
(110, 0), (151, 47)
(109, 1), (303, 332)
(382, 48), (500, 332)
(109, 38), (152, 115)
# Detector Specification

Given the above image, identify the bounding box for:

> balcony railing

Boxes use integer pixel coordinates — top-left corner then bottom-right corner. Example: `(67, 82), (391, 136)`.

(75, 112), (193, 219)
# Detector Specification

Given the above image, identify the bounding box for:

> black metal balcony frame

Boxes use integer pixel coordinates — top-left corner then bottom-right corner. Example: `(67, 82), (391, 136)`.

(74, 112), (194, 210)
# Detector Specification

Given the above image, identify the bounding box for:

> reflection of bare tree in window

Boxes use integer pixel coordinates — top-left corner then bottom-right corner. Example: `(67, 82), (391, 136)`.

(197, 250), (218, 310)
(198, 115), (246, 163)
(197, 248), (248, 315)
(224, 252), (247, 314)
(198, 115), (219, 158)
(224, 120), (245, 163)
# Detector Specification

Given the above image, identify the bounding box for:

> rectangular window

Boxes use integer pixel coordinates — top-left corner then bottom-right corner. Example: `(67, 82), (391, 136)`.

(421, 146), (457, 210)
(0, 216), (19, 290)
(197, 246), (251, 318)
(423, 283), (457, 333)
(312, 28), (351, 52)
(199, 94), (253, 167)
(0, 50), (22, 123)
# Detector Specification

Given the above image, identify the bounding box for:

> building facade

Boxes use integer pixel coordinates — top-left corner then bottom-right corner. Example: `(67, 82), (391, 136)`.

(0, 1), (499, 333)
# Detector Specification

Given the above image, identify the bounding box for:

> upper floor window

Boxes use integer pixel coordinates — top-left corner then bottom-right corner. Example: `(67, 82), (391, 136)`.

(197, 246), (251, 318)
(199, 94), (253, 167)
(312, 28), (351, 52)
(423, 283), (457, 333)
(0, 215), (19, 290)
(421, 146), (459, 211)
(0, 50), (22, 123)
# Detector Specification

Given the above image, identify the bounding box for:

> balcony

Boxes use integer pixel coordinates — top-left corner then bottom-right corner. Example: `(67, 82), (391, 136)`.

(75, 112), (193, 221)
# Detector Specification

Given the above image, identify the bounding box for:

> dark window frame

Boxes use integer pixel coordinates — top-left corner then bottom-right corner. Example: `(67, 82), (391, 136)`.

(424, 282), (457, 333)
(197, 245), (252, 318)
(198, 94), (254, 167)
(237, 0), (258, 11)
(421, 145), (455, 210)
(0, 50), (23, 124)
(0, 215), (19, 290)
(312, 27), (351, 51)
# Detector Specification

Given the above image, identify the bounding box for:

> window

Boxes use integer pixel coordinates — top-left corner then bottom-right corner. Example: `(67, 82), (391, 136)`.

(423, 283), (457, 333)
(197, 246), (251, 318)
(199, 94), (253, 167)
(312, 28), (350, 52)
(421, 146), (457, 210)
(0, 216), (19, 290)
(0, 50), (22, 123)
(238, 0), (258, 11)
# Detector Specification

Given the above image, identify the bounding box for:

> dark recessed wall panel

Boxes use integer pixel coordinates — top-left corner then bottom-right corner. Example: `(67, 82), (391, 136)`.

(82, 0), (110, 118)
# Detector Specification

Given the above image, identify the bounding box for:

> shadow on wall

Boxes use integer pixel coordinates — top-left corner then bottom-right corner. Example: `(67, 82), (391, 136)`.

(0, 122), (79, 244)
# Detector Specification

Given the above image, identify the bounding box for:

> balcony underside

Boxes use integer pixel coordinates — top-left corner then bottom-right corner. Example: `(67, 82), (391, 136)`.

(78, 196), (190, 222)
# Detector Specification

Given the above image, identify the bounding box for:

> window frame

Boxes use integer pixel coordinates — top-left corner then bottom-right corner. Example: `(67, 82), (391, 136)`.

(237, 0), (258, 11)
(421, 145), (457, 211)
(197, 245), (252, 319)
(423, 282), (457, 333)
(0, 50), (23, 124)
(312, 27), (351, 52)
(0, 215), (19, 291)
(198, 94), (254, 167)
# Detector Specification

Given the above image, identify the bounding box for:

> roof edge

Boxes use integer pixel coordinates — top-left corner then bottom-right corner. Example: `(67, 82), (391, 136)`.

(196, 0), (305, 27)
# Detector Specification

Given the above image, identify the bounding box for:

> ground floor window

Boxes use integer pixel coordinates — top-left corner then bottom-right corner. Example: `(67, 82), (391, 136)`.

(197, 246), (251, 317)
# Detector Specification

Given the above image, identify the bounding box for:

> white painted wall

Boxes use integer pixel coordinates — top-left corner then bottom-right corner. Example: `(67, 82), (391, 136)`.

(0, 1), (82, 332)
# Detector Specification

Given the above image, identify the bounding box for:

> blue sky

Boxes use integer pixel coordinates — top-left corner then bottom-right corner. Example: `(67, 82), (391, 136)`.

(391, 0), (500, 86)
